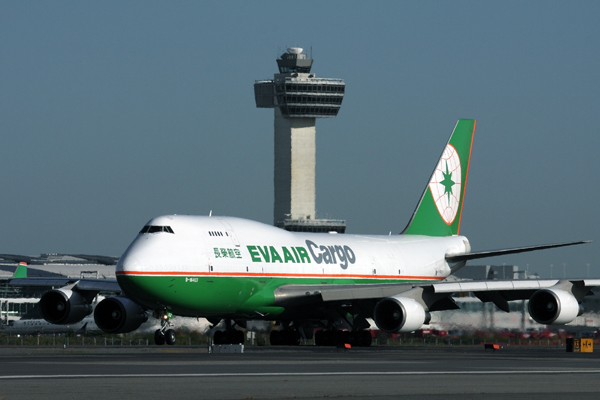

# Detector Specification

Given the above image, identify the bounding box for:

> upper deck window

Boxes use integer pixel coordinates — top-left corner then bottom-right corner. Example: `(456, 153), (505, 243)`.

(139, 225), (174, 234)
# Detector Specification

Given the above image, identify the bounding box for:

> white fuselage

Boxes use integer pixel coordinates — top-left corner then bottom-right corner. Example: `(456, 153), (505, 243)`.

(118, 215), (470, 284)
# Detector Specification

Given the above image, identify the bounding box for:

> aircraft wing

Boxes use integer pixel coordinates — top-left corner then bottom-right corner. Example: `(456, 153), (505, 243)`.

(428, 279), (600, 312)
(430, 279), (600, 294)
(274, 278), (600, 317)
(274, 283), (414, 306)
(9, 277), (121, 293)
(276, 278), (600, 304)
(8, 263), (121, 293)
(0, 253), (119, 265)
(445, 240), (591, 263)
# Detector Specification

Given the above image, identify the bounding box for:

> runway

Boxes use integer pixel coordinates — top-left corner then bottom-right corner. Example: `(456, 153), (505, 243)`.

(0, 345), (599, 399)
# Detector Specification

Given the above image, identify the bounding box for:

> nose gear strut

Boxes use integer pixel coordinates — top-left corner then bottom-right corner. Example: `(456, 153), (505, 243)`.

(154, 310), (176, 345)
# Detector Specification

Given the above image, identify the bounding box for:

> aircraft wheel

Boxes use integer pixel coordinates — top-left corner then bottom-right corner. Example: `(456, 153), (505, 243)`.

(338, 330), (351, 346)
(214, 330), (223, 345)
(225, 330), (238, 344)
(270, 330), (281, 345)
(323, 330), (335, 346)
(334, 330), (344, 346)
(315, 330), (324, 346)
(235, 330), (245, 344)
(361, 330), (372, 347)
(165, 329), (176, 345)
(154, 329), (165, 345)
(283, 330), (300, 346)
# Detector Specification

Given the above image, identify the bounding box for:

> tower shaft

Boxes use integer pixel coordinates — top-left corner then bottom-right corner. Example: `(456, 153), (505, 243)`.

(274, 108), (316, 224)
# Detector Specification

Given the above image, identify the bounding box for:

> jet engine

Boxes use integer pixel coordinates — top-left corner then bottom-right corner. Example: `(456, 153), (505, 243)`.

(528, 288), (582, 325)
(38, 289), (93, 324)
(373, 296), (431, 333)
(94, 296), (148, 333)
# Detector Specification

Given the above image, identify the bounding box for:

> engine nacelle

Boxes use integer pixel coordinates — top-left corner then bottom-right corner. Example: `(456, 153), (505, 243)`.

(94, 296), (148, 333)
(38, 289), (93, 324)
(528, 288), (582, 325)
(373, 296), (431, 333)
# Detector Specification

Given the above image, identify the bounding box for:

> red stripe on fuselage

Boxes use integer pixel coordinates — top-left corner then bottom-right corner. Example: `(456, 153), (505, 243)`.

(116, 270), (444, 281)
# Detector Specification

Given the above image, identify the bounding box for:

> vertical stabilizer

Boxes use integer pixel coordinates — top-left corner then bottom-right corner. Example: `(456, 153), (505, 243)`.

(402, 119), (476, 236)
(12, 262), (28, 279)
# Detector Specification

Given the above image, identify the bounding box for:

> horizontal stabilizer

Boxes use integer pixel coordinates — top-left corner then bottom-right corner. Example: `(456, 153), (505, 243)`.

(446, 240), (591, 263)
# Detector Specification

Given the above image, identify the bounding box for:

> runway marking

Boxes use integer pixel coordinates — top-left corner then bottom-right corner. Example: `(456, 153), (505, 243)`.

(2, 370), (600, 379)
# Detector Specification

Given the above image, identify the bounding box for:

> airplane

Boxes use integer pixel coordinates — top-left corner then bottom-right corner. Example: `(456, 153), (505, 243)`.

(11, 119), (595, 346)
(2, 316), (98, 336)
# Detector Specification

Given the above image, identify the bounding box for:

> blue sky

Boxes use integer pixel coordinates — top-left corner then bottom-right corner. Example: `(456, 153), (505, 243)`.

(1, 1), (598, 278)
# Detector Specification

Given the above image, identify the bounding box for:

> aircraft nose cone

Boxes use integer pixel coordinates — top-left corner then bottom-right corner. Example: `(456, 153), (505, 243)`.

(117, 253), (142, 273)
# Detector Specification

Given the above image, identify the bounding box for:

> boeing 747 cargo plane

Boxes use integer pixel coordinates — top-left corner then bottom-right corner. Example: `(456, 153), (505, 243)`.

(12, 119), (594, 346)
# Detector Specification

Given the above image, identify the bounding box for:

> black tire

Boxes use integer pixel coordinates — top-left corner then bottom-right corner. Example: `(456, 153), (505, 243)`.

(235, 330), (245, 344)
(154, 330), (165, 345)
(270, 330), (281, 346)
(282, 330), (300, 346)
(315, 330), (324, 346)
(323, 330), (335, 346)
(338, 330), (351, 346)
(334, 330), (344, 346)
(361, 330), (372, 347)
(225, 330), (237, 344)
(214, 330), (223, 345)
(165, 329), (176, 345)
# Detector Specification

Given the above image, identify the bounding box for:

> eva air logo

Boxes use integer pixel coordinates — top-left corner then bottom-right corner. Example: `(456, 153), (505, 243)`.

(429, 144), (461, 224)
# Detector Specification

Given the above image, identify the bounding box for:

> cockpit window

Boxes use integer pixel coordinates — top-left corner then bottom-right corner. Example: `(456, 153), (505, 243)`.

(139, 225), (174, 234)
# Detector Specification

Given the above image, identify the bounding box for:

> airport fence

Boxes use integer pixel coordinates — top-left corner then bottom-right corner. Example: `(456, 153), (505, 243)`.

(0, 330), (208, 347)
(372, 336), (587, 348)
(1, 335), (149, 347)
(0, 330), (597, 348)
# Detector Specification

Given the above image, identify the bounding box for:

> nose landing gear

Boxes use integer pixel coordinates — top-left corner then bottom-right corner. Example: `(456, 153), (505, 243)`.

(154, 311), (176, 345)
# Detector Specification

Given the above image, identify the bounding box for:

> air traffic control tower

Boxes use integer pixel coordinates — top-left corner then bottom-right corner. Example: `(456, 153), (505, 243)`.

(254, 47), (346, 233)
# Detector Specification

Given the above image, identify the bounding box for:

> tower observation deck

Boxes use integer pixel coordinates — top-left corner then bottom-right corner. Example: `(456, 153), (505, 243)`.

(254, 47), (346, 233)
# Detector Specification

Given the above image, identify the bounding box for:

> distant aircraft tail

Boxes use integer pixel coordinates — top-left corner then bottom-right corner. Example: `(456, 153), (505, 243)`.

(402, 119), (476, 236)
(12, 262), (28, 279)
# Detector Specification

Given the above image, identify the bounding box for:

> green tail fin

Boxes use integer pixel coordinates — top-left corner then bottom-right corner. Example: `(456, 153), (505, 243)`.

(402, 119), (476, 236)
(12, 262), (28, 279)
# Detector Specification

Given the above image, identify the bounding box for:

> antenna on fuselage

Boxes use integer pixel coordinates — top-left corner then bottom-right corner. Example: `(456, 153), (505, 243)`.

(209, 210), (212, 217)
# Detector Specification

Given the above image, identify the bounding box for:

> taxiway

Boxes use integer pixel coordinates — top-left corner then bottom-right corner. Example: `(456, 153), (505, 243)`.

(0, 345), (599, 399)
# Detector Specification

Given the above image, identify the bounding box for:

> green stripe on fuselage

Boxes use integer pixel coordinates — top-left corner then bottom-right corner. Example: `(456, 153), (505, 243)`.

(117, 275), (426, 318)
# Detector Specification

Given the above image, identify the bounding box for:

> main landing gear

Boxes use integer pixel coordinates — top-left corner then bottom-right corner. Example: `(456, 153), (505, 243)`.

(154, 311), (176, 346)
(269, 329), (301, 346)
(212, 319), (245, 345)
